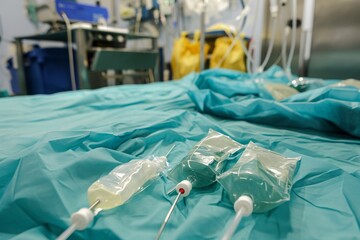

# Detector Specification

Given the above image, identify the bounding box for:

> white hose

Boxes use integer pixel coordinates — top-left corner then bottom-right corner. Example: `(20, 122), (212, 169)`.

(280, 3), (290, 72)
(57, 223), (78, 240)
(258, 16), (277, 72)
(246, 40), (254, 73)
(245, 0), (260, 73)
(216, 15), (247, 68)
(286, 0), (297, 80)
(61, 13), (77, 91)
(281, 27), (289, 70)
(221, 207), (245, 240)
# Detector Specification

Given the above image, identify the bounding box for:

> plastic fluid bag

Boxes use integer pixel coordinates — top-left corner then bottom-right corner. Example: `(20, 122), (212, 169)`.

(88, 156), (168, 210)
(168, 129), (243, 188)
(171, 32), (210, 80)
(218, 142), (300, 213)
(210, 37), (246, 72)
(259, 83), (299, 101)
(331, 79), (360, 89)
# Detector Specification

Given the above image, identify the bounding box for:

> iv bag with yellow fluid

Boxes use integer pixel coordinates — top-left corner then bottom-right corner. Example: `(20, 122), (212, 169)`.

(88, 156), (168, 210)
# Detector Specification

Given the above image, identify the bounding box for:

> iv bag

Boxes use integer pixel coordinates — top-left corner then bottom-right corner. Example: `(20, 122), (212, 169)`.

(218, 142), (300, 213)
(331, 79), (360, 89)
(168, 129), (243, 188)
(88, 156), (168, 210)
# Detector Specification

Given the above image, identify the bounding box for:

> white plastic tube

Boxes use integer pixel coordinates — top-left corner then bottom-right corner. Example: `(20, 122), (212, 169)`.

(245, 0), (261, 73)
(258, 15), (277, 72)
(279, 2), (289, 70)
(222, 195), (253, 240)
(222, 207), (245, 240)
(57, 223), (78, 240)
(302, 0), (315, 61)
(216, 5), (250, 68)
(281, 27), (289, 70)
(285, 0), (297, 80)
(216, 15), (247, 68)
(61, 13), (77, 91)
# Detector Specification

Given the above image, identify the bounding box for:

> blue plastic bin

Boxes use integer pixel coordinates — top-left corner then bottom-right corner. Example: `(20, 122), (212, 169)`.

(7, 46), (78, 95)
(26, 46), (78, 94)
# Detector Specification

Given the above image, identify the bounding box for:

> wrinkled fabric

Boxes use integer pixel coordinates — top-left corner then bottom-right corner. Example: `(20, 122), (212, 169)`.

(189, 67), (360, 137)
(0, 69), (359, 240)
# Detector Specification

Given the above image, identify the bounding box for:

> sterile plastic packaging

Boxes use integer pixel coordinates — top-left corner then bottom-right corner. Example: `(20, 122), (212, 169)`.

(260, 83), (299, 101)
(331, 79), (360, 89)
(218, 142), (301, 213)
(88, 156), (168, 210)
(167, 129), (243, 188)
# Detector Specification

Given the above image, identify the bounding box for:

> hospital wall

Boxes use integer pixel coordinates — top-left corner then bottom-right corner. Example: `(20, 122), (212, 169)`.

(0, 0), (41, 92)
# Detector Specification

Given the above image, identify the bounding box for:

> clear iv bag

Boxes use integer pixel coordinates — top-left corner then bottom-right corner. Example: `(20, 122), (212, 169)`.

(218, 142), (300, 213)
(168, 129), (243, 188)
(88, 156), (168, 210)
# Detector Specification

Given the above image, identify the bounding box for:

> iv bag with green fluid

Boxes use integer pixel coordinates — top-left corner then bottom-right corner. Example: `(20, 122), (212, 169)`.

(218, 142), (301, 213)
(167, 129), (243, 188)
(88, 156), (168, 210)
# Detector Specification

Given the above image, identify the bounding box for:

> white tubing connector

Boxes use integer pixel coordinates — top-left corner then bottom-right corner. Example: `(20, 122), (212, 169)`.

(176, 180), (192, 197)
(71, 208), (95, 230)
(234, 195), (253, 216)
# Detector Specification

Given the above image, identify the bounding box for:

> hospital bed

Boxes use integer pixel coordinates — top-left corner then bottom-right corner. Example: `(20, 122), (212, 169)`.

(0, 67), (359, 239)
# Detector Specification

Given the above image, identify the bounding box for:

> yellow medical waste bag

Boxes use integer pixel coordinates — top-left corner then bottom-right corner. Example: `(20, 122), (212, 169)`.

(171, 32), (209, 80)
(210, 37), (246, 72)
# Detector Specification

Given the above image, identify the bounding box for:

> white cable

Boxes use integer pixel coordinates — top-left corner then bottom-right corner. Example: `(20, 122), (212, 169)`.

(285, 0), (297, 80)
(61, 13), (77, 91)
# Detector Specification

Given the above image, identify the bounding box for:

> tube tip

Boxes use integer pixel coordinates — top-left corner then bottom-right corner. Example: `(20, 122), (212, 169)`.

(234, 195), (253, 216)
